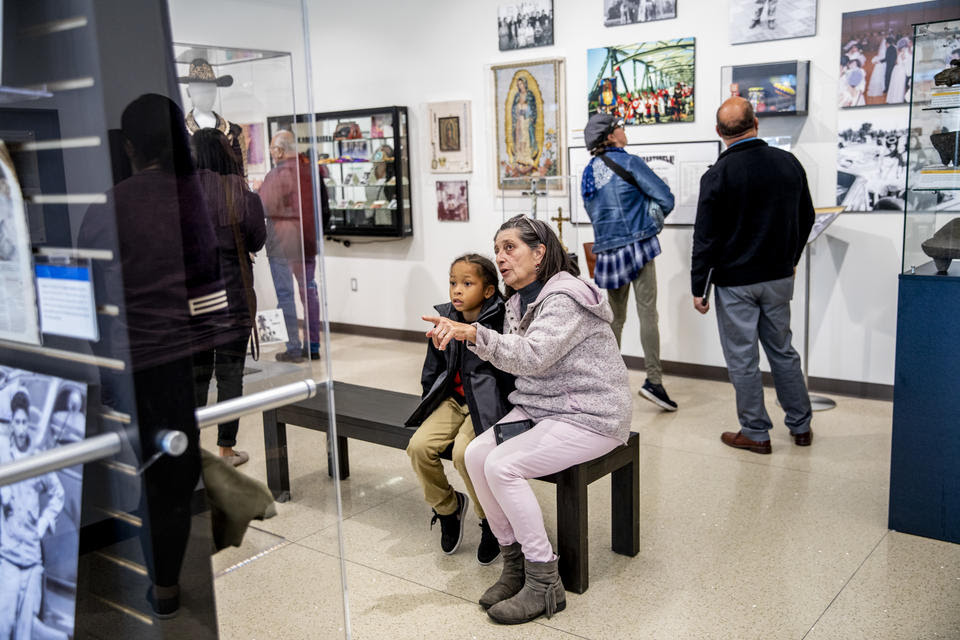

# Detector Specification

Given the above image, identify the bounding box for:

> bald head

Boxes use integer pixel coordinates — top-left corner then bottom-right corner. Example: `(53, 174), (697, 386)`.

(716, 97), (757, 141)
(270, 130), (297, 163)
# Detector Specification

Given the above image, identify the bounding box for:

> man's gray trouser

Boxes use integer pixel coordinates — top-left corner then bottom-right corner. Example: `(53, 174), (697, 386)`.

(608, 259), (662, 384)
(714, 276), (811, 442)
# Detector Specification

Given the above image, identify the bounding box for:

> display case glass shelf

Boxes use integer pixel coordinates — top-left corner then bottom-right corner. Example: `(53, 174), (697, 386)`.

(268, 106), (412, 238)
(903, 19), (960, 276)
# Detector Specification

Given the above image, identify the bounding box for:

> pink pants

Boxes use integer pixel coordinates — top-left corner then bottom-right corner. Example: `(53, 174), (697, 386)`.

(464, 408), (621, 562)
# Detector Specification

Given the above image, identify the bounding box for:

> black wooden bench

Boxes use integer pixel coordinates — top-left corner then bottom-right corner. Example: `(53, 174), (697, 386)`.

(262, 381), (639, 593)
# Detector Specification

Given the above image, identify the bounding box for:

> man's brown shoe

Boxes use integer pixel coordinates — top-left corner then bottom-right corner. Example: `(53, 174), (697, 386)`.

(793, 429), (813, 446)
(721, 431), (772, 454)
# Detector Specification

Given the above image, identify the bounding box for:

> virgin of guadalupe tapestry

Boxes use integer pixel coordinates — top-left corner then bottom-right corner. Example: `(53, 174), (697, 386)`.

(493, 58), (565, 193)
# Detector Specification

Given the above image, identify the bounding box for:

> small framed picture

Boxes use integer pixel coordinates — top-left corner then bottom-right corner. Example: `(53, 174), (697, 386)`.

(438, 116), (461, 152)
(498, 0), (554, 51)
(437, 181), (469, 221)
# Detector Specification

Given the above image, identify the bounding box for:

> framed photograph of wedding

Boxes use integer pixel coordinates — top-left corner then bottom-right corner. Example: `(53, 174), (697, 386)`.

(491, 58), (565, 194)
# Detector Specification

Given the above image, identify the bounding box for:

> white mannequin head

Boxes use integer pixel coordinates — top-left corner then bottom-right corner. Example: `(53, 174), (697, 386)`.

(187, 82), (218, 113)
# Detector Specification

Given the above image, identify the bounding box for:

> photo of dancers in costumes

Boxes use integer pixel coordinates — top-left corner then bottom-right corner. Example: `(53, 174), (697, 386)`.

(422, 216), (631, 625)
(405, 254), (515, 565)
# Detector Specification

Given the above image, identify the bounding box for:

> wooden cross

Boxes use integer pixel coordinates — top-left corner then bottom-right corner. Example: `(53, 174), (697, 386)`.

(551, 206), (571, 250)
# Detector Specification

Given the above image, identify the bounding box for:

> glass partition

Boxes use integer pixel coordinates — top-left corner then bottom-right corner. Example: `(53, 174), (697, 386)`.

(1, 1), (346, 638)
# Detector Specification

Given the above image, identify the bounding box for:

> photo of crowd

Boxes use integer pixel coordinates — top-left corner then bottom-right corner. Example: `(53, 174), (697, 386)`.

(0, 366), (87, 640)
(839, 1), (960, 108)
(837, 111), (910, 211)
(498, 0), (554, 51)
(587, 39), (695, 125)
(603, 0), (676, 27)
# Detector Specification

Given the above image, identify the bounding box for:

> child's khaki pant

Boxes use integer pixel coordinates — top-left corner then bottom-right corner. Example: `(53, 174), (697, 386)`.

(406, 397), (485, 519)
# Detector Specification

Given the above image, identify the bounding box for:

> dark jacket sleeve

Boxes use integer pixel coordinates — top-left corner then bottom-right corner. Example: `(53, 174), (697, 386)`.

(243, 191), (267, 253)
(794, 162), (815, 266)
(419, 339), (446, 399)
(691, 168), (721, 295)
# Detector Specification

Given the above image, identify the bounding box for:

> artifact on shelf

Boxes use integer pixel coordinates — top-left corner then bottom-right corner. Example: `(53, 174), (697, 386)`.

(930, 129), (960, 167)
(333, 121), (362, 140)
(934, 60), (960, 87)
(921, 218), (960, 274)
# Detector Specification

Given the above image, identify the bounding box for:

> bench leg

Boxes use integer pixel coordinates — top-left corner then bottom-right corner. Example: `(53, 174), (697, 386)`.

(263, 409), (291, 503)
(327, 434), (350, 480)
(556, 465), (589, 594)
(611, 456), (639, 557)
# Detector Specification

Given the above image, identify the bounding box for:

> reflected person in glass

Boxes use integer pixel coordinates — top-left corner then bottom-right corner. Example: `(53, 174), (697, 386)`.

(260, 131), (320, 362)
(191, 128), (266, 466)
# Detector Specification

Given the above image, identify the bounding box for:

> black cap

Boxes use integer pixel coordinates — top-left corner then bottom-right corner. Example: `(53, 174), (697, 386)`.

(585, 113), (622, 151)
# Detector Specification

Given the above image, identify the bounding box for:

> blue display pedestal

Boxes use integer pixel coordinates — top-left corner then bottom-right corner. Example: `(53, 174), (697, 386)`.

(889, 268), (960, 543)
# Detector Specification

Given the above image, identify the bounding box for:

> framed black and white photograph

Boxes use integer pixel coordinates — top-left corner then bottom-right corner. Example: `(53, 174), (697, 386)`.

(568, 140), (720, 225)
(498, 0), (554, 51)
(729, 0), (817, 45)
(837, 107), (909, 211)
(603, 0), (676, 27)
(0, 366), (88, 639)
(255, 309), (289, 345)
(437, 181), (470, 221)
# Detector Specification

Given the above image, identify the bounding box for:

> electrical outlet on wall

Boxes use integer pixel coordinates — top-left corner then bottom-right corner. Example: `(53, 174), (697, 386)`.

(350, 278), (358, 292)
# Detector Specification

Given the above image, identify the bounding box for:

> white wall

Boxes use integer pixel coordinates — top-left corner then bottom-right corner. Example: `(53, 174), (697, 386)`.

(169, 0), (912, 386)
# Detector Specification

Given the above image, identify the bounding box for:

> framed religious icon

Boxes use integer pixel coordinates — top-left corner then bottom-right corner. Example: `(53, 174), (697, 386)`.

(492, 58), (565, 193)
(428, 101), (472, 173)
(438, 118), (460, 152)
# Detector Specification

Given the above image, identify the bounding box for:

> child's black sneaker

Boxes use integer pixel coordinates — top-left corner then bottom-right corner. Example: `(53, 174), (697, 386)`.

(639, 379), (678, 411)
(477, 518), (501, 565)
(430, 491), (468, 554)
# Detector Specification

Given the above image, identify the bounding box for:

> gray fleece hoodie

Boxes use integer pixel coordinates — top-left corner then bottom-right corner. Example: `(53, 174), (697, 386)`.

(470, 271), (632, 443)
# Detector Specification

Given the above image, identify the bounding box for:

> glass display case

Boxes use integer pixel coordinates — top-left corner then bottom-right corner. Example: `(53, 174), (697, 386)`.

(173, 43), (325, 389)
(903, 19), (960, 277)
(268, 106), (413, 238)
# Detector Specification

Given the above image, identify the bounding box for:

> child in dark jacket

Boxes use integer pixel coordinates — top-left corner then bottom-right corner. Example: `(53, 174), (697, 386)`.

(405, 254), (514, 565)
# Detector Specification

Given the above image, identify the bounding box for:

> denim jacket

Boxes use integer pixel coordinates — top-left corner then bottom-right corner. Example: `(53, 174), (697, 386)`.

(581, 148), (675, 252)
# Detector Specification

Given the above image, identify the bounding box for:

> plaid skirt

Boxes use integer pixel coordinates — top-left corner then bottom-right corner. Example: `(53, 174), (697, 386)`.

(593, 236), (661, 290)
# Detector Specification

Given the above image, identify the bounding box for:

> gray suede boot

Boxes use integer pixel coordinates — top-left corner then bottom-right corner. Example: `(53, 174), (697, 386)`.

(486, 557), (566, 624)
(479, 542), (524, 610)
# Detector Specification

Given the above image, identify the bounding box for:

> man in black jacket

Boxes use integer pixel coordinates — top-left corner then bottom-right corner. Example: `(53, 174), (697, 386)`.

(691, 97), (814, 454)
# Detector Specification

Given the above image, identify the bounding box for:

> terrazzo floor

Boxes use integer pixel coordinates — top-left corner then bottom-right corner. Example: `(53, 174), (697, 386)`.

(200, 333), (960, 639)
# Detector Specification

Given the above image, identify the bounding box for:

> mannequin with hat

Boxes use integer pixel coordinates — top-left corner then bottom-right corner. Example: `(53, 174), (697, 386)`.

(179, 58), (247, 174)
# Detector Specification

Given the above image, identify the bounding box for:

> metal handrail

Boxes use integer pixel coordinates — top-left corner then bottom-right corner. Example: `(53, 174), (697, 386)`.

(0, 432), (121, 487)
(195, 379), (318, 429)
(0, 379), (319, 486)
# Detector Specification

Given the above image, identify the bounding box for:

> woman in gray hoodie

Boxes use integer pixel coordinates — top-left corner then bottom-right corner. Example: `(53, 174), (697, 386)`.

(423, 215), (632, 625)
